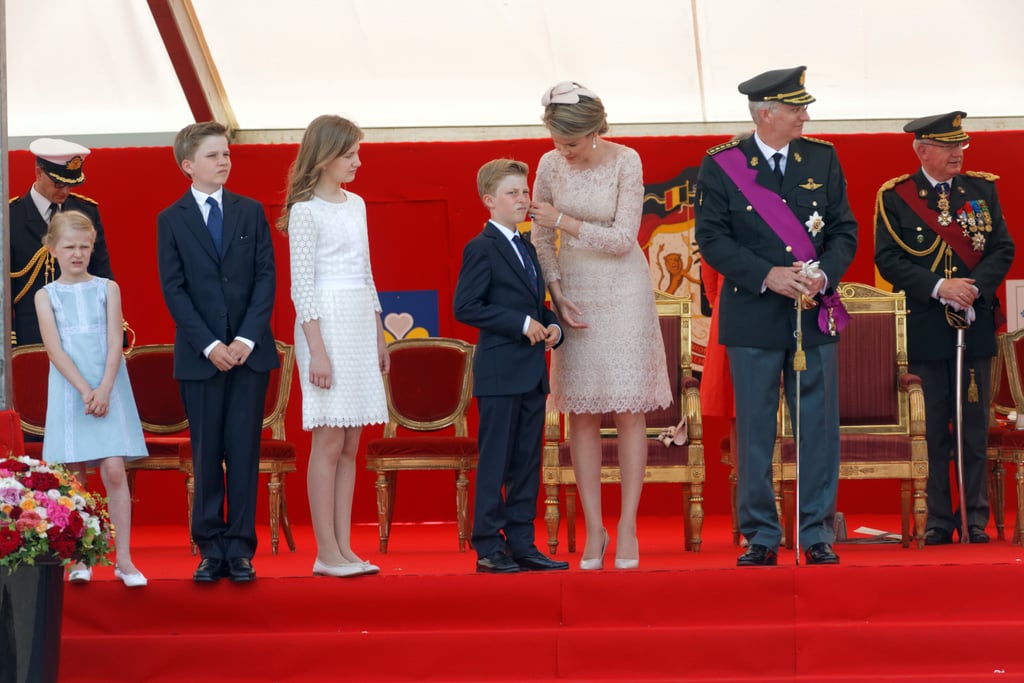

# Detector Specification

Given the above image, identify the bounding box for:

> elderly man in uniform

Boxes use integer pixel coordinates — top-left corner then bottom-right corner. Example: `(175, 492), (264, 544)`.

(9, 138), (116, 346)
(695, 66), (858, 566)
(875, 112), (1014, 545)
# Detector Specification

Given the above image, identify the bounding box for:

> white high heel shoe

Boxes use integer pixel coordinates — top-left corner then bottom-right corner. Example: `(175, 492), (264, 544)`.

(68, 564), (92, 583)
(579, 529), (609, 570)
(614, 540), (640, 570)
(115, 567), (148, 588)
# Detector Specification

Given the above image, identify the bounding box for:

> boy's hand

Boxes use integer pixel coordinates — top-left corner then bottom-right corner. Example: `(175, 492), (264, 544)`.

(544, 324), (561, 350)
(209, 343), (237, 371)
(524, 317), (547, 345)
(227, 340), (253, 365)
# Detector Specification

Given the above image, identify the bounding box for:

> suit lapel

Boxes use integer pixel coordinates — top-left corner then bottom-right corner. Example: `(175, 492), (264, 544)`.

(780, 139), (804, 195)
(178, 191), (220, 262)
(220, 190), (242, 259)
(486, 221), (538, 300)
(739, 137), (777, 192)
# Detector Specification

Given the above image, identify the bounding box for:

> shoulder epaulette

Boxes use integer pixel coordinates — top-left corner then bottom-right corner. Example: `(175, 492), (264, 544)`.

(800, 136), (834, 147)
(966, 170), (1000, 182)
(69, 192), (98, 206)
(707, 139), (740, 156)
(877, 174), (912, 193)
(9, 195), (19, 204)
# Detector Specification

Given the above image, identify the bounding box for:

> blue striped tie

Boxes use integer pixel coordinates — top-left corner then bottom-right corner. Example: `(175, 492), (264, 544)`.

(512, 233), (539, 295)
(206, 197), (223, 255)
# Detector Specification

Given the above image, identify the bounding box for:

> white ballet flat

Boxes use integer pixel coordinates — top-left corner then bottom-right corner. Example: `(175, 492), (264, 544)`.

(359, 561), (381, 575)
(114, 567), (148, 588)
(579, 529), (609, 571)
(312, 559), (365, 578)
(68, 565), (92, 583)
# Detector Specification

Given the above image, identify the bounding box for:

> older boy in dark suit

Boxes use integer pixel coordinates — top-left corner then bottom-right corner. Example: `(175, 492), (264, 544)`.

(157, 122), (278, 582)
(454, 159), (568, 573)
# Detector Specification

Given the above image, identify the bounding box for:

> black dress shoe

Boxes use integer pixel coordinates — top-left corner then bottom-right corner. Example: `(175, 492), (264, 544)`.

(193, 558), (228, 583)
(966, 526), (990, 543)
(227, 557), (256, 582)
(476, 551), (520, 574)
(804, 542), (840, 565)
(736, 544), (777, 567)
(924, 528), (953, 545)
(514, 552), (570, 571)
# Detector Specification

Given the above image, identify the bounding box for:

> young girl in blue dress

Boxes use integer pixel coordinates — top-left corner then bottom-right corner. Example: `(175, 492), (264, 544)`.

(35, 210), (149, 587)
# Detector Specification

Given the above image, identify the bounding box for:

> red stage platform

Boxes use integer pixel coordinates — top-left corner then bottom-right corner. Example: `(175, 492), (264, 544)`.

(59, 513), (1024, 682)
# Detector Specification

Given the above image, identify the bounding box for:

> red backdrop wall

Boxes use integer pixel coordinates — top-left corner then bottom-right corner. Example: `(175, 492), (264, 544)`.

(9, 129), (1023, 527)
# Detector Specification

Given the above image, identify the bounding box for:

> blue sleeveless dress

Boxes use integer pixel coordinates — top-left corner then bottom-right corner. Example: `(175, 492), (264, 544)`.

(41, 278), (148, 465)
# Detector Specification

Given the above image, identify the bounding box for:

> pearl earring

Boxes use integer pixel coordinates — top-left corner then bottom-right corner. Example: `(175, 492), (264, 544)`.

(592, 136), (597, 150)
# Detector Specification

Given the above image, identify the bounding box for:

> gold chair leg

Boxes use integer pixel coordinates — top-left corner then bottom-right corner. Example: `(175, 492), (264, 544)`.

(566, 485), (577, 553)
(374, 470), (391, 553)
(456, 468), (469, 552)
(267, 473), (282, 555)
(991, 459), (1006, 540)
(900, 480), (911, 548)
(1015, 455), (1024, 545)
(682, 484), (692, 551)
(185, 469), (196, 556)
(782, 482), (795, 550)
(544, 483), (561, 555)
(912, 468), (927, 549)
(729, 463), (739, 545)
(279, 480), (296, 552)
(688, 482), (704, 553)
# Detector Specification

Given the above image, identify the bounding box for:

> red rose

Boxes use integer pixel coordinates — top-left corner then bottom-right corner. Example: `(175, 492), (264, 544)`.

(46, 527), (78, 560)
(8, 506), (22, 520)
(0, 527), (20, 556)
(23, 472), (60, 492)
(0, 459), (29, 473)
(66, 511), (84, 537)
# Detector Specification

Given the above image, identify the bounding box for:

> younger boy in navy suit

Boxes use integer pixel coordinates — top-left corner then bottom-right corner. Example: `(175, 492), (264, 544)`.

(453, 159), (568, 573)
(157, 122), (278, 583)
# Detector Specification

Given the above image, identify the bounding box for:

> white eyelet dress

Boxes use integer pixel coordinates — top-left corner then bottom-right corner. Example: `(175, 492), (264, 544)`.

(288, 194), (388, 430)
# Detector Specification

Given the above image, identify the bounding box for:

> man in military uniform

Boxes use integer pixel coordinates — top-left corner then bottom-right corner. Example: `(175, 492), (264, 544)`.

(875, 112), (1014, 545)
(695, 66), (858, 566)
(9, 138), (115, 346)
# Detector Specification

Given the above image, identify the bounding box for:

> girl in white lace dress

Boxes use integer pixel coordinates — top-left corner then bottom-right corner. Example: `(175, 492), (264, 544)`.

(530, 82), (671, 570)
(279, 115), (389, 578)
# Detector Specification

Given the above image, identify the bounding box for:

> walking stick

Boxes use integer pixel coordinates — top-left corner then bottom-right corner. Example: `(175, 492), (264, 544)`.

(793, 298), (805, 564)
(953, 326), (970, 543)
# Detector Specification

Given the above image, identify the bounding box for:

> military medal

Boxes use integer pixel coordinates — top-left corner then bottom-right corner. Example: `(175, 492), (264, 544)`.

(804, 211), (824, 237)
(957, 200), (989, 252)
(937, 187), (952, 226)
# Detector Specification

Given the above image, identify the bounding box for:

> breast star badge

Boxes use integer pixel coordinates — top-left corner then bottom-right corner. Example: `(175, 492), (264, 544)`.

(805, 211), (825, 237)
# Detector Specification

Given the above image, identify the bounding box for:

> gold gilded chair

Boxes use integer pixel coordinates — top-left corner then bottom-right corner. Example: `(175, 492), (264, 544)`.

(10, 344), (49, 458)
(124, 344), (190, 498)
(180, 340), (298, 554)
(775, 282), (928, 549)
(366, 337), (477, 553)
(541, 289), (705, 554)
(991, 330), (1024, 544)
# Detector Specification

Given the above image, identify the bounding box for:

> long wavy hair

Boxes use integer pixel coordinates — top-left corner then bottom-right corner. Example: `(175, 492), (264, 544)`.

(277, 115), (364, 234)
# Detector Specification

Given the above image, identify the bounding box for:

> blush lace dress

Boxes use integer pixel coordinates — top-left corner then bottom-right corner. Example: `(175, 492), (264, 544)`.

(533, 144), (672, 414)
(288, 194), (388, 430)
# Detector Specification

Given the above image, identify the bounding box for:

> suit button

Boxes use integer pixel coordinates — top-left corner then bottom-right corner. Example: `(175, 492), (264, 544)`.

(223, 277), (229, 283)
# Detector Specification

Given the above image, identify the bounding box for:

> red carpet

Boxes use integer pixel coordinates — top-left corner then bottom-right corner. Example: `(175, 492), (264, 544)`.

(60, 514), (1024, 682)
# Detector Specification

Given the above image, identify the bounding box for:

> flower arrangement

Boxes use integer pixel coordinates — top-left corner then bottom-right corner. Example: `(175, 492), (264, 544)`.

(0, 455), (113, 571)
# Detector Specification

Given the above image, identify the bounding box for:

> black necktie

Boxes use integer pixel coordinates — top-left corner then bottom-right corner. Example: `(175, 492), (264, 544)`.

(772, 152), (785, 187)
(512, 233), (539, 295)
(205, 196), (223, 255)
(48, 203), (60, 222)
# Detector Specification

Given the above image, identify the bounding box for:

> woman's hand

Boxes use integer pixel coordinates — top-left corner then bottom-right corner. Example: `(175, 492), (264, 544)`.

(529, 201), (560, 229)
(309, 350), (332, 390)
(551, 291), (588, 329)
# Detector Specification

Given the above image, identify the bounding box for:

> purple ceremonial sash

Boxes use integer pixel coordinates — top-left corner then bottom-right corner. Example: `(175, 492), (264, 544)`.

(712, 146), (848, 335)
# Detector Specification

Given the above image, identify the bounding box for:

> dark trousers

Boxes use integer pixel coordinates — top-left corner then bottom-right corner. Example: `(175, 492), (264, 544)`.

(910, 356), (992, 533)
(180, 365), (269, 560)
(729, 344), (840, 550)
(471, 383), (546, 559)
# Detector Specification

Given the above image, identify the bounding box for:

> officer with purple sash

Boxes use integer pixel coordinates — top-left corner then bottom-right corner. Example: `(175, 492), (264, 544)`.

(695, 66), (858, 566)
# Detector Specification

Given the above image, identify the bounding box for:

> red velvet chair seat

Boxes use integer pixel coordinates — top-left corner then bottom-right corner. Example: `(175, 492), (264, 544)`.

(780, 434), (912, 463)
(367, 436), (478, 458)
(556, 440), (693, 467)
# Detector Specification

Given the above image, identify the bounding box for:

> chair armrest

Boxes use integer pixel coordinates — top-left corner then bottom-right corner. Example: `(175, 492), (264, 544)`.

(899, 372), (927, 437)
(681, 378), (704, 447)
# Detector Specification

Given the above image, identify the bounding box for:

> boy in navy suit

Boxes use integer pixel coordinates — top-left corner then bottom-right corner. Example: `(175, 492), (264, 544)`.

(157, 122), (278, 582)
(454, 159), (568, 573)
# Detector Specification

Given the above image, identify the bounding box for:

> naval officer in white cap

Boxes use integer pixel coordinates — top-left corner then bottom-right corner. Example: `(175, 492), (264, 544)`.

(9, 138), (116, 345)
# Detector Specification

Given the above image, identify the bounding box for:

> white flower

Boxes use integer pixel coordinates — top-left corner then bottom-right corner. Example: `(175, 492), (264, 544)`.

(47, 489), (61, 500)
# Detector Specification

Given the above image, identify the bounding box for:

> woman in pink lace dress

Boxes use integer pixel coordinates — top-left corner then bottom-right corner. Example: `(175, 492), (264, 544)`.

(530, 82), (671, 570)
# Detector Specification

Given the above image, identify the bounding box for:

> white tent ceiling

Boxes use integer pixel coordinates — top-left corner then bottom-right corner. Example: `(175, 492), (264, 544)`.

(4, 0), (1024, 146)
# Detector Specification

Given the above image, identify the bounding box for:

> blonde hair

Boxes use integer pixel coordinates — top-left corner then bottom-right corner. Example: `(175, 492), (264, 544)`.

(173, 121), (229, 170)
(44, 210), (96, 248)
(542, 91), (609, 138)
(476, 159), (529, 200)
(277, 115), (364, 234)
